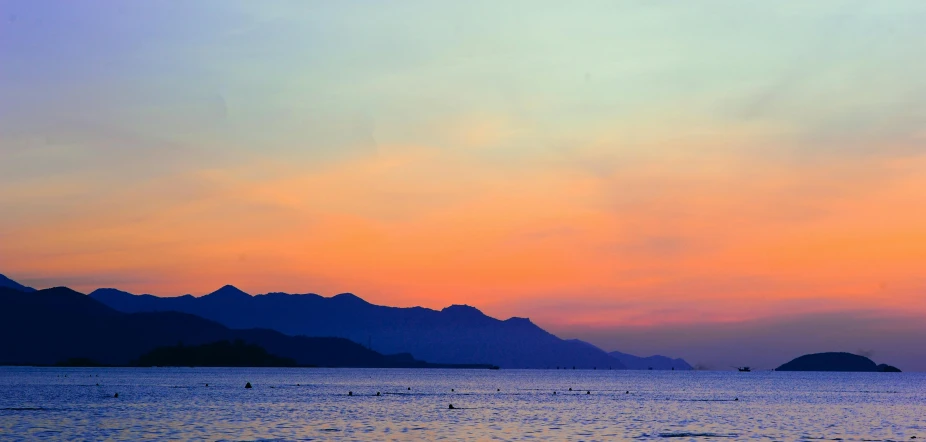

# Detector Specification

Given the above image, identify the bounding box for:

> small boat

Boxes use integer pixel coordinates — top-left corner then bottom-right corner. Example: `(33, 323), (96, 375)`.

(736, 366), (751, 372)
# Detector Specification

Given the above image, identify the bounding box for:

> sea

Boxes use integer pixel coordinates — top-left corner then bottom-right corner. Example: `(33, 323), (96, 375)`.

(0, 367), (923, 441)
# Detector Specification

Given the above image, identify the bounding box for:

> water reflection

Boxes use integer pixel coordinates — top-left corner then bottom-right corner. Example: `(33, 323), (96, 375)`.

(0, 367), (923, 440)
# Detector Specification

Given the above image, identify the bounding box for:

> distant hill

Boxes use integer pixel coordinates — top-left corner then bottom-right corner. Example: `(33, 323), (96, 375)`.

(562, 339), (690, 370)
(0, 286), (493, 368)
(90, 286), (627, 369)
(607, 350), (693, 370)
(0, 274), (36, 292)
(775, 352), (901, 372)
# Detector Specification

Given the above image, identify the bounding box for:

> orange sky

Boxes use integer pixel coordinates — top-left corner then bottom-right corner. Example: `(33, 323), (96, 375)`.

(3, 132), (925, 331)
(2, 1), (926, 348)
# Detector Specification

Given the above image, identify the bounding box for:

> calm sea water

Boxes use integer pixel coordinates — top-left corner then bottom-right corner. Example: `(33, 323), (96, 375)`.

(0, 367), (923, 441)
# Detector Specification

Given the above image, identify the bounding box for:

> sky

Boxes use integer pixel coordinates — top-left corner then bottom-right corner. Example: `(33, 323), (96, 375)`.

(2, 1), (925, 370)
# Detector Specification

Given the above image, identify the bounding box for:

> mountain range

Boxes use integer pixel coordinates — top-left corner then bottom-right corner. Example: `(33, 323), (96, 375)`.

(88, 285), (628, 369)
(0, 285), (490, 368)
(0, 273), (691, 369)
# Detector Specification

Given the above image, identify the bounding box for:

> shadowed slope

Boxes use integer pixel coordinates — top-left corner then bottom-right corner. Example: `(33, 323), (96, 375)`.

(0, 274), (36, 292)
(134, 340), (297, 367)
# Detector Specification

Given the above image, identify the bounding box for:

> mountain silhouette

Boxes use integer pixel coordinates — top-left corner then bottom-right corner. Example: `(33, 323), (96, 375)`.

(607, 350), (693, 370)
(775, 352), (901, 372)
(0, 286), (493, 368)
(204, 285), (252, 300)
(0, 273), (35, 292)
(90, 287), (628, 369)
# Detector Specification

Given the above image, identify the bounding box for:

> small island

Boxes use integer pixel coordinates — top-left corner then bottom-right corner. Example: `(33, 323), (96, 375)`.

(775, 352), (901, 372)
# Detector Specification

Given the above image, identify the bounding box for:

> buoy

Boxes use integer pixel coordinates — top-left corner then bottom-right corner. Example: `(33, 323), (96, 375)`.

(205, 384), (208, 387)
(113, 393), (118, 398)
(348, 391), (353, 396)
(569, 388), (572, 391)
(734, 397), (739, 401)
(449, 404), (455, 409)
(451, 388), (454, 392)
(587, 391), (590, 394)
(553, 391), (556, 395)
(626, 391), (629, 394)
(408, 387), (411, 390)
(245, 382), (252, 389)
(376, 392), (381, 396)
(497, 388), (500, 392)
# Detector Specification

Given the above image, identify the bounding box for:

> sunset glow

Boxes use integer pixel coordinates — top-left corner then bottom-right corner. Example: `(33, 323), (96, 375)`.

(2, 1), (925, 369)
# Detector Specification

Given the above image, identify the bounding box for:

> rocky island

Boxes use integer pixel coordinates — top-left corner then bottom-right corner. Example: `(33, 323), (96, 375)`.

(775, 352), (901, 372)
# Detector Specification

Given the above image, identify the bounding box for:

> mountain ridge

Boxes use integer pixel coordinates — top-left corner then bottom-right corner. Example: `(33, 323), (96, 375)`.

(0, 274), (690, 369)
(0, 273), (36, 292)
(0, 285), (494, 368)
(87, 285), (626, 368)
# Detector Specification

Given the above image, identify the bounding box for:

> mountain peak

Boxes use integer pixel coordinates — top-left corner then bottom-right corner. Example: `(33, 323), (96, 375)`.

(504, 316), (533, 325)
(204, 285), (251, 299)
(441, 304), (485, 316)
(90, 287), (136, 297)
(330, 293), (369, 304)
